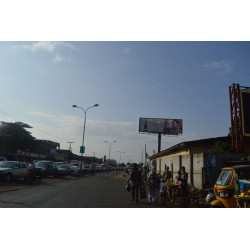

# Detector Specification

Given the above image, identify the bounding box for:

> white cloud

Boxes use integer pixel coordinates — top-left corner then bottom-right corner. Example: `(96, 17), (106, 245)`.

(203, 60), (234, 74)
(53, 54), (63, 62)
(16, 41), (76, 53)
(29, 111), (200, 163)
(13, 42), (76, 63)
(123, 47), (130, 54)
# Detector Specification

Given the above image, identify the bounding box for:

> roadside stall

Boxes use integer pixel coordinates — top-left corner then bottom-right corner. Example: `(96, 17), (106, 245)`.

(234, 179), (250, 208)
(165, 180), (181, 203)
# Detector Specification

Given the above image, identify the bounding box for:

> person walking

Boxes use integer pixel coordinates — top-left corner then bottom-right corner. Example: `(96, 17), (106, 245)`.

(28, 161), (35, 183)
(181, 166), (188, 197)
(148, 160), (158, 203)
(159, 178), (166, 206)
(127, 163), (142, 204)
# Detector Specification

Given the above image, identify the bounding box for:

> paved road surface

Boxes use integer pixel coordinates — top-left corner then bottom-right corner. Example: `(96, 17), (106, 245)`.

(0, 172), (166, 208)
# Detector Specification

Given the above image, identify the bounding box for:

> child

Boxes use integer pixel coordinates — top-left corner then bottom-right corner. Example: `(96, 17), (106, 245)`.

(159, 178), (166, 206)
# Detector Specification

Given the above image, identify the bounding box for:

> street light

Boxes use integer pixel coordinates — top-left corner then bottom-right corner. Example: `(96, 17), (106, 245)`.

(105, 140), (116, 167)
(117, 151), (124, 164)
(72, 104), (99, 169)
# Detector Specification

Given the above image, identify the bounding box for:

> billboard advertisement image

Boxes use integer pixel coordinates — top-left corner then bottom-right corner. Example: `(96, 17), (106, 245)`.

(241, 89), (250, 136)
(139, 118), (183, 135)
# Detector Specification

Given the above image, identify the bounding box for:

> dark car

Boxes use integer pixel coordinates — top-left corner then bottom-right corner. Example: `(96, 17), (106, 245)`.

(34, 161), (59, 178)
(0, 157), (7, 162)
(57, 164), (72, 176)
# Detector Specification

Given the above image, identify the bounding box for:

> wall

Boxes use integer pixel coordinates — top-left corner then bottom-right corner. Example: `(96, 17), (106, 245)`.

(153, 149), (248, 190)
(155, 153), (204, 189)
(192, 153), (204, 189)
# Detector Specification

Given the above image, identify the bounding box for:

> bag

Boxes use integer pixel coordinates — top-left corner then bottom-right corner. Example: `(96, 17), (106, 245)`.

(126, 183), (131, 192)
(140, 187), (147, 199)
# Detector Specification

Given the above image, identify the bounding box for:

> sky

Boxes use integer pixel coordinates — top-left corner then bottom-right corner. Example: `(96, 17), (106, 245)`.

(1, 0), (250, 247)
(1, 41), (250, 163)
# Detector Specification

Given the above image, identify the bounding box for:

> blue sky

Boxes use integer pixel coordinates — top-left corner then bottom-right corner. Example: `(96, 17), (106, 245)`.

(0, 41), (250, 163)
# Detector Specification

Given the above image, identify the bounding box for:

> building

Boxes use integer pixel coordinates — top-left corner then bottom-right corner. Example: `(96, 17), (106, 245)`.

(35, 140), (60, 156)
(149, 136), (250, 189)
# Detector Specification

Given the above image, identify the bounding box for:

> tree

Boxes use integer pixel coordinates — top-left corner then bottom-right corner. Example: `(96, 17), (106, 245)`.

(0, 121), (37, 153)
(208, 141), (235, 153)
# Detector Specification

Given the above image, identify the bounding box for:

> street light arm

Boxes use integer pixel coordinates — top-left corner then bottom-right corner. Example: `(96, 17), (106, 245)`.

(73, 104), (99, 115)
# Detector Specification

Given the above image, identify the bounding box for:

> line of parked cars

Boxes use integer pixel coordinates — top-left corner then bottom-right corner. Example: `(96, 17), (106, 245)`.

(0, 159), (105, 182)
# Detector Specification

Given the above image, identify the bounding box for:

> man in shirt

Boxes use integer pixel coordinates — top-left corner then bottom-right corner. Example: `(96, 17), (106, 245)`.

(127, 164), (142, 204)
(181, 166), (188, 197)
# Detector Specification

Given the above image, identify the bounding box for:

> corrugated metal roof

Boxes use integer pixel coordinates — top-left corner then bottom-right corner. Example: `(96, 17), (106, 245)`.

(149, 136), (230, 159)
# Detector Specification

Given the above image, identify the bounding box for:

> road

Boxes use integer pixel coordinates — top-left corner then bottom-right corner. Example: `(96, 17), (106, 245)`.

(0, 172), (166, 208)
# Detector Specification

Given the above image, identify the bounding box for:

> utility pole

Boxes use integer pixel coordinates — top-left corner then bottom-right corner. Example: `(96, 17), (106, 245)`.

(67, 141), (74, 152)
(67, 141), (74, 161)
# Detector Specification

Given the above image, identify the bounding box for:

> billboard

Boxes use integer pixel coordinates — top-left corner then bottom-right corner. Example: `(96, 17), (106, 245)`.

(241, 90), (250, 136)
(139, 118), (183, 135)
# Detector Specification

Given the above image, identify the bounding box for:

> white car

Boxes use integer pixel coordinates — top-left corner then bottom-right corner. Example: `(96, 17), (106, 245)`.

(0, 161), (28, 182)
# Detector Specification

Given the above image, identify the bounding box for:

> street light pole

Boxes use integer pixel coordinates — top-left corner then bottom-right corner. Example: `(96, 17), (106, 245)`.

(73, 104), (99, 169)
(105, 140), (116, 167)
(117, 151), (124, 164)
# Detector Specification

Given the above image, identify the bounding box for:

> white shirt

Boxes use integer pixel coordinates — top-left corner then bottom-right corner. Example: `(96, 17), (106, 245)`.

(29, 163), (35, 169)
(159, 182), (166, 193)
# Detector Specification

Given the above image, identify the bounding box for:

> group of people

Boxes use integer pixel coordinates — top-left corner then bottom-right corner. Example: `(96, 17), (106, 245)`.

(127, 161), (188, 206)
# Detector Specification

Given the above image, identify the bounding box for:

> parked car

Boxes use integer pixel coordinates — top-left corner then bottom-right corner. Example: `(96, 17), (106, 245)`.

(83, 165), (90, 174)
(95, 164), (103, 172)
(55, 162), (64, 167)
(101, 164), (107, 171)
(0, 157), (7, 161)
(57, 164), (72, 176)
(0, 161), (28, 182)
(34, 161), (59, 178)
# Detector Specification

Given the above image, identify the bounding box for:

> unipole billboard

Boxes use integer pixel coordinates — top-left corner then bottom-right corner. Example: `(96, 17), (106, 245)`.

(139, 118), (183, 135)
(240, 89), (250, 136)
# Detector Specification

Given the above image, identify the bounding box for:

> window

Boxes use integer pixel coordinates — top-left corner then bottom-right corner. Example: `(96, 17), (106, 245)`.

(216, 170), (233, 186)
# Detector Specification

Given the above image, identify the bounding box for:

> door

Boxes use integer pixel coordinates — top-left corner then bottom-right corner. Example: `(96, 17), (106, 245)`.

(20, 163), (28, 178)
(11, 162), (22, 178)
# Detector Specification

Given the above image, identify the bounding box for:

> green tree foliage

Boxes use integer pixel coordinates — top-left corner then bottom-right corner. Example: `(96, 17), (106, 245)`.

(0, 121), (37, 153)
(208, 141), (235, 153)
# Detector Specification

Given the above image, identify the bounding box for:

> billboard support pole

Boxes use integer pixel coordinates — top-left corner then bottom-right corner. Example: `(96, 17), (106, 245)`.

(158, 133), (161, 153)
(229, 83), (244, 153)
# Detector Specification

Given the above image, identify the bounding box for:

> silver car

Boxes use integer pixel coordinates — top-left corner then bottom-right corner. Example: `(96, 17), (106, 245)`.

(0, 161), (28, 182)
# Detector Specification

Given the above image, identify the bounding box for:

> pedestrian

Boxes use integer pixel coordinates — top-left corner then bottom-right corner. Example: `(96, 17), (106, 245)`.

(175, 170), (182, 196)
(163, 165), (172, 181)
(127, 163), (142, 204)
(175, 171), (182, 184)
(181, 166), (188, 197)
(28, 161), (35, 183)
(141, 163), (149, 186)
(148, 160), (158, 203)
(159, 178), (166, 206)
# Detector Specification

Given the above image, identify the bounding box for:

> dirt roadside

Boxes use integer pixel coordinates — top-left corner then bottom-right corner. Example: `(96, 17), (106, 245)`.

(0, 175), (81, 193)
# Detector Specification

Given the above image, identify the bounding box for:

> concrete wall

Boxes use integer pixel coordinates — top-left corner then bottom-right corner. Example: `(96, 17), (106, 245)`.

(153, 152), (247, 190)
(192, 153), (204, 189)
(154, 153), (204, 189)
